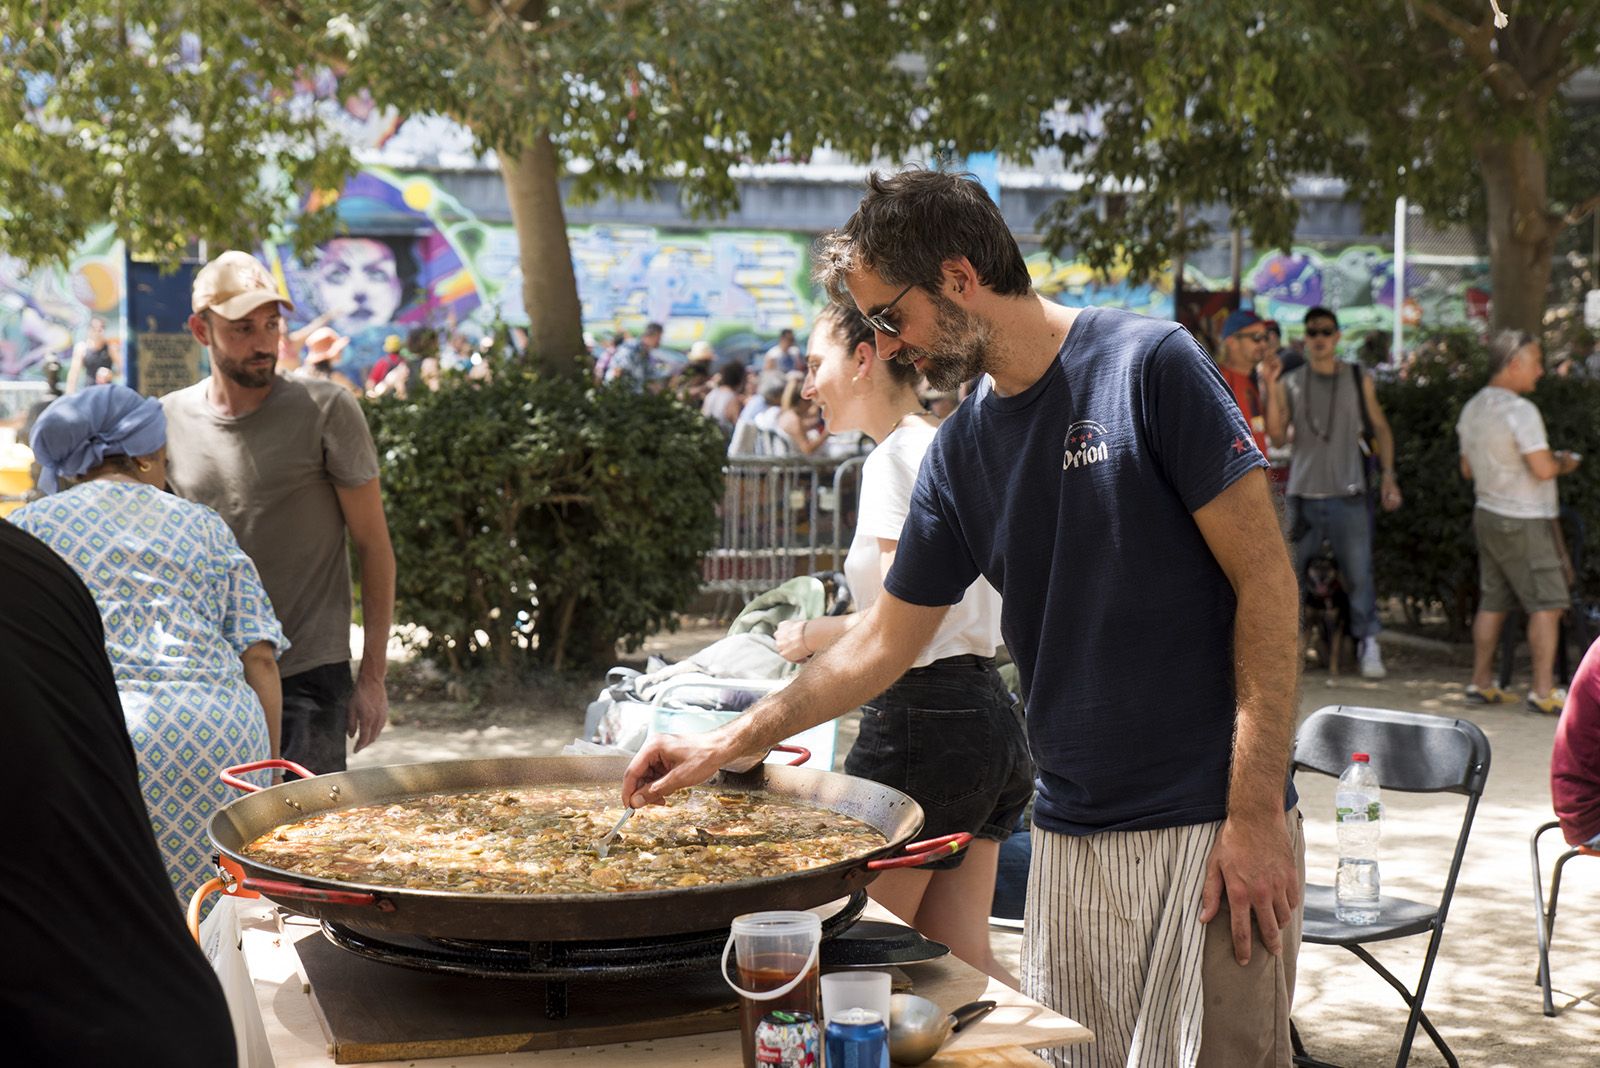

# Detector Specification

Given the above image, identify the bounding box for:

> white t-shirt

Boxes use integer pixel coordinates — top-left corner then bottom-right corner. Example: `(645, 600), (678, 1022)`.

(1456, 385), (1557, 519)
(844, 421), (1002, 667)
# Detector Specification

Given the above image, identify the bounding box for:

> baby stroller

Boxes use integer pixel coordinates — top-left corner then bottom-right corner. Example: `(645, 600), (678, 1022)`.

(583, 572), (853, 770)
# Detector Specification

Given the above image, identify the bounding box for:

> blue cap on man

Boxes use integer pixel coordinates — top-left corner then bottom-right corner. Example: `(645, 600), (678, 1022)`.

(1220, 309), (1262, 341)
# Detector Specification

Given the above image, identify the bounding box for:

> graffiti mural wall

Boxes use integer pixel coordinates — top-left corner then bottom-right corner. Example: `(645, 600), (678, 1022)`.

(1027, 243), (1490, 349)
(0, 166), (1494, 383)
(0, 226), (125, 380)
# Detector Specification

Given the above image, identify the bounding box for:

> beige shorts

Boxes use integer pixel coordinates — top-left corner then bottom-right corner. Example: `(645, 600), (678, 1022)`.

(1022, 809), (1305, 1067)
(1474, 509), (1570, 614)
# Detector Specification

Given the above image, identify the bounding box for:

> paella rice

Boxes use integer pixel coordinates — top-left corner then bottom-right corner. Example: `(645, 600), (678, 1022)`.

(241, 785), (887, 894)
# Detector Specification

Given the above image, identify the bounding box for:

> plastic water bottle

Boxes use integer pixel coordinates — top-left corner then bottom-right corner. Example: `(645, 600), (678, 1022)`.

(1335, 752), (1382, 924)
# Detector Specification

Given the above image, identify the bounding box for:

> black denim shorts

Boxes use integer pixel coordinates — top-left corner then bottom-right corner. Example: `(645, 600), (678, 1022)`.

(844, 655), (1034, 871)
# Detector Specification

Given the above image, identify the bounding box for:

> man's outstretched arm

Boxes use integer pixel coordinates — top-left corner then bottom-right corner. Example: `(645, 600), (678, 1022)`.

(622, 593), (948, 806)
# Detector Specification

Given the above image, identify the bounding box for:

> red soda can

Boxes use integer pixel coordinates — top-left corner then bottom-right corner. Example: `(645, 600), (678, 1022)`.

(754, 1009), (820, 1067)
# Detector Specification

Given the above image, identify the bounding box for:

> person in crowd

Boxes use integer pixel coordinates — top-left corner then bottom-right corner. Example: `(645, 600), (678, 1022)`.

(594, 330), (629, 382)
(66, 316), (123, 392)
(607, 321), (665, 390)
(442, 331), (473, 373)
(624, 168), (1303, 1067)
(418, 355), (443, 392)
(1262, 305), (1401, 680)
(272, 310), (338, 376)
(366, 333), (407, 389)
(1456, 330), (1580, 714)
(294, 326), (363, 396)
(773, 373), (828, 455)
(10, 385), (285, 906)
(921, 386), (959, 419)
(0, 520), (237, 1066)
(728, 371), (789, 457)
(1552, 635), (1600, 848)
(700, 360), (747, 438)
(1266, 319), (1305, 376)
(772, 302), (1029, 982)
(763, 327), (803, 374)
(368, 359), (411, 399)
(675, 340), (716, 408)
(166, 250), (395, 774)
(1216, 309), (1271, 457)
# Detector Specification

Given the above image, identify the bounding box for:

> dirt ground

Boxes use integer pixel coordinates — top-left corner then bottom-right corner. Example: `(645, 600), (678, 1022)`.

(352, 624), (1599, 1066)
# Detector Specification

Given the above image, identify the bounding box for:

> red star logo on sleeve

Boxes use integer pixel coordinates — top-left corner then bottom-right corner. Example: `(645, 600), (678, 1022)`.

(1232, 437), (1247, 454)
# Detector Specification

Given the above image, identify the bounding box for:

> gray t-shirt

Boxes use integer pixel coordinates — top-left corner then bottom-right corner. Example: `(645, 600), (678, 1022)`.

(162, 376), (380, 677)
(1281, 362), (1367, 498)
(1456, 385), (1557, 519)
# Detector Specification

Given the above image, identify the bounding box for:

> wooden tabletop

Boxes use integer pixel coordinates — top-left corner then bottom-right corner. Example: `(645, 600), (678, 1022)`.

(241, 899), (1092, 1067)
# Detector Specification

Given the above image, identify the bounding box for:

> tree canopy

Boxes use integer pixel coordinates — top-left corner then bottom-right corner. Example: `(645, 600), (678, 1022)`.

(0, 1), (352, 266)
(913, 0), (1600, 331)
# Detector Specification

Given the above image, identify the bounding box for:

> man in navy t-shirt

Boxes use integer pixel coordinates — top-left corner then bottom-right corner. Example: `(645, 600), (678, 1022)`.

(624, 169), (1304, 1067)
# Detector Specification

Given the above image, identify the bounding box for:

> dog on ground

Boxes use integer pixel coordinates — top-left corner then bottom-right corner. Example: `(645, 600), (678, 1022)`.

(1301, 553), (1352, 679)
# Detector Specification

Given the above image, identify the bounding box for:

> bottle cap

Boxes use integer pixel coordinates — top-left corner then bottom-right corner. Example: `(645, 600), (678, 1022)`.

(1352, 752), (1370, 762)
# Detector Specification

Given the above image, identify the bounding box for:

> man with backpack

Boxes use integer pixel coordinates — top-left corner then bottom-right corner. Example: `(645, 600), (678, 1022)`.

(1262, 305), (1402, 679)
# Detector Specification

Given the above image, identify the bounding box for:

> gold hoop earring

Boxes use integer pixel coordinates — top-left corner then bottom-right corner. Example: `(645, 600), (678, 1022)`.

(136, 461), (152, 473)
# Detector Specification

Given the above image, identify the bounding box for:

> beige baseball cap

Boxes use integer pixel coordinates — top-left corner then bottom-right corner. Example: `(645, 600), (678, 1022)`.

(191, 250), (295, 318)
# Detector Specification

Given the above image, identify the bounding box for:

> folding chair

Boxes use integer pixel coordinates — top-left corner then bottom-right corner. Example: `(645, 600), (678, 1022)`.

(1530, 819), (1600, 1017)
(1290, 705), (1491, 1068)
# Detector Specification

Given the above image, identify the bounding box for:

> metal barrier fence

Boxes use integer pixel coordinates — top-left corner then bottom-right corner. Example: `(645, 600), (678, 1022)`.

(701, 454), (868, 606)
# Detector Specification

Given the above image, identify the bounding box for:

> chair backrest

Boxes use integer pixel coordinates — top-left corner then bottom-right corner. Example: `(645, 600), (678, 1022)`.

(1292, 705), (1491, 798)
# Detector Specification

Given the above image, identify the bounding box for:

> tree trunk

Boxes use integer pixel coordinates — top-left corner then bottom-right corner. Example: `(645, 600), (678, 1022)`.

(1477, 129), (1555, 336)
(499, 132), (588, 379)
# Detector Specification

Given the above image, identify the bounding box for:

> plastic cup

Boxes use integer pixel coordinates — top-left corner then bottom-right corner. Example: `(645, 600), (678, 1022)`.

(820, 969), (892, 1026)
(723, 911), (822, 1068)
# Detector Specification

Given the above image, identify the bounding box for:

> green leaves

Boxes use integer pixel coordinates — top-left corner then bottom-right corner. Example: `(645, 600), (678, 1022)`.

(0, 1), (354, 266)
(366, 354), (725, 673)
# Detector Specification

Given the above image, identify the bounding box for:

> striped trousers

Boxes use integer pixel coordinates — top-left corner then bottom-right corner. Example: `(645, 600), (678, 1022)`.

(1023, 812), (1304, 1068)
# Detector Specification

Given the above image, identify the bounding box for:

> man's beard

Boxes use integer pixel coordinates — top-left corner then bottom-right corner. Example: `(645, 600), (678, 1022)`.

(215, 350), (276, 389)
(893, 290), (990, 393)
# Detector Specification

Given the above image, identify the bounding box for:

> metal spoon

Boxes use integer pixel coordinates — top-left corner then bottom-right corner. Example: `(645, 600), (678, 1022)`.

(888, 993), (997, 1065)
(593, 807), (634, 859)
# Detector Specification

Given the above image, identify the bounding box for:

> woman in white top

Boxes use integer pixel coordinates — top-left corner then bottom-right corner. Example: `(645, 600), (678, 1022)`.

(773, 304), (1031, 983)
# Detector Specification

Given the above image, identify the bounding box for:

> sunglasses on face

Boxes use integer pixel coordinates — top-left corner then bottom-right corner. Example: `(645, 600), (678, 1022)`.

(1236, 331), (1268, 344)
(864, 283), (917, 337)
(1305, 327), (1337, 338)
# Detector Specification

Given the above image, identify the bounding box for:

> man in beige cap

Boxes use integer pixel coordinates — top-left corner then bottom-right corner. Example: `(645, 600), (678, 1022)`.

(163, 250), (395, 773)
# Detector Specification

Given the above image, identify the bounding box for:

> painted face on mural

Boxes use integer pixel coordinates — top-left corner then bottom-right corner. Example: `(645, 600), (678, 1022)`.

(312, 238), (403, 335)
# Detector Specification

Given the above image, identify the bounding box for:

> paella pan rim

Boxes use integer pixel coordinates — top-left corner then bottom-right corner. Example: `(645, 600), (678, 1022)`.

(206, 754), (925, 936)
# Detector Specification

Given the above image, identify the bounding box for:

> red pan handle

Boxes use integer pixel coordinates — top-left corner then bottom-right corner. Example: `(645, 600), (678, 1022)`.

(867, 832), (974, 870)
(241, 877), (392, 909)
(771, 743), (811, 767)
(220, 759), (316, 793)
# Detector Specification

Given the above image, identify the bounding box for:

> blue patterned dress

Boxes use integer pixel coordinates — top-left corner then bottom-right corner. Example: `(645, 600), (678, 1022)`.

(10, 480), (286, 906)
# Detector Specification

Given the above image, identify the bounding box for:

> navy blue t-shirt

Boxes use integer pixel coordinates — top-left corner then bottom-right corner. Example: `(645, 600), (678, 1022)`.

(885, 307), (1295, 835)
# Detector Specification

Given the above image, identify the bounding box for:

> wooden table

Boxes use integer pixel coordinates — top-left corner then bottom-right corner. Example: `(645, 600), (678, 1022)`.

(241, 900), (1092, 1067)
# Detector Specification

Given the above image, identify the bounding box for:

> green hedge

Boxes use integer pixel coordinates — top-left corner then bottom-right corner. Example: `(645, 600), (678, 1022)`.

(1373, 334), (1600, 637)
(366, 362), (726, 673)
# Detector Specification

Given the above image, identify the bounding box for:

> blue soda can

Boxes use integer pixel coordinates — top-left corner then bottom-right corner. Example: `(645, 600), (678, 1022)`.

(824, 1007), (889, 1068)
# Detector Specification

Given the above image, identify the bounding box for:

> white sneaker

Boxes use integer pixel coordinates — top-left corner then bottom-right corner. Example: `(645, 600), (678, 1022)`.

(1360, 638), (1387, 680)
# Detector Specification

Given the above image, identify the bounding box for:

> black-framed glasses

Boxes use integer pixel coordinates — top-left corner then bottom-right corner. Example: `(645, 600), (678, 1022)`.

(1305, 327), (1337, 338)
(1236, 331), (1268, 344)
(864, 283), (917, 337)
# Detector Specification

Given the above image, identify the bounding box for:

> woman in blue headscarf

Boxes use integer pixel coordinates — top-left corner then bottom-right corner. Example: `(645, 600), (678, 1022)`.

(10, 384), (287, 909)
